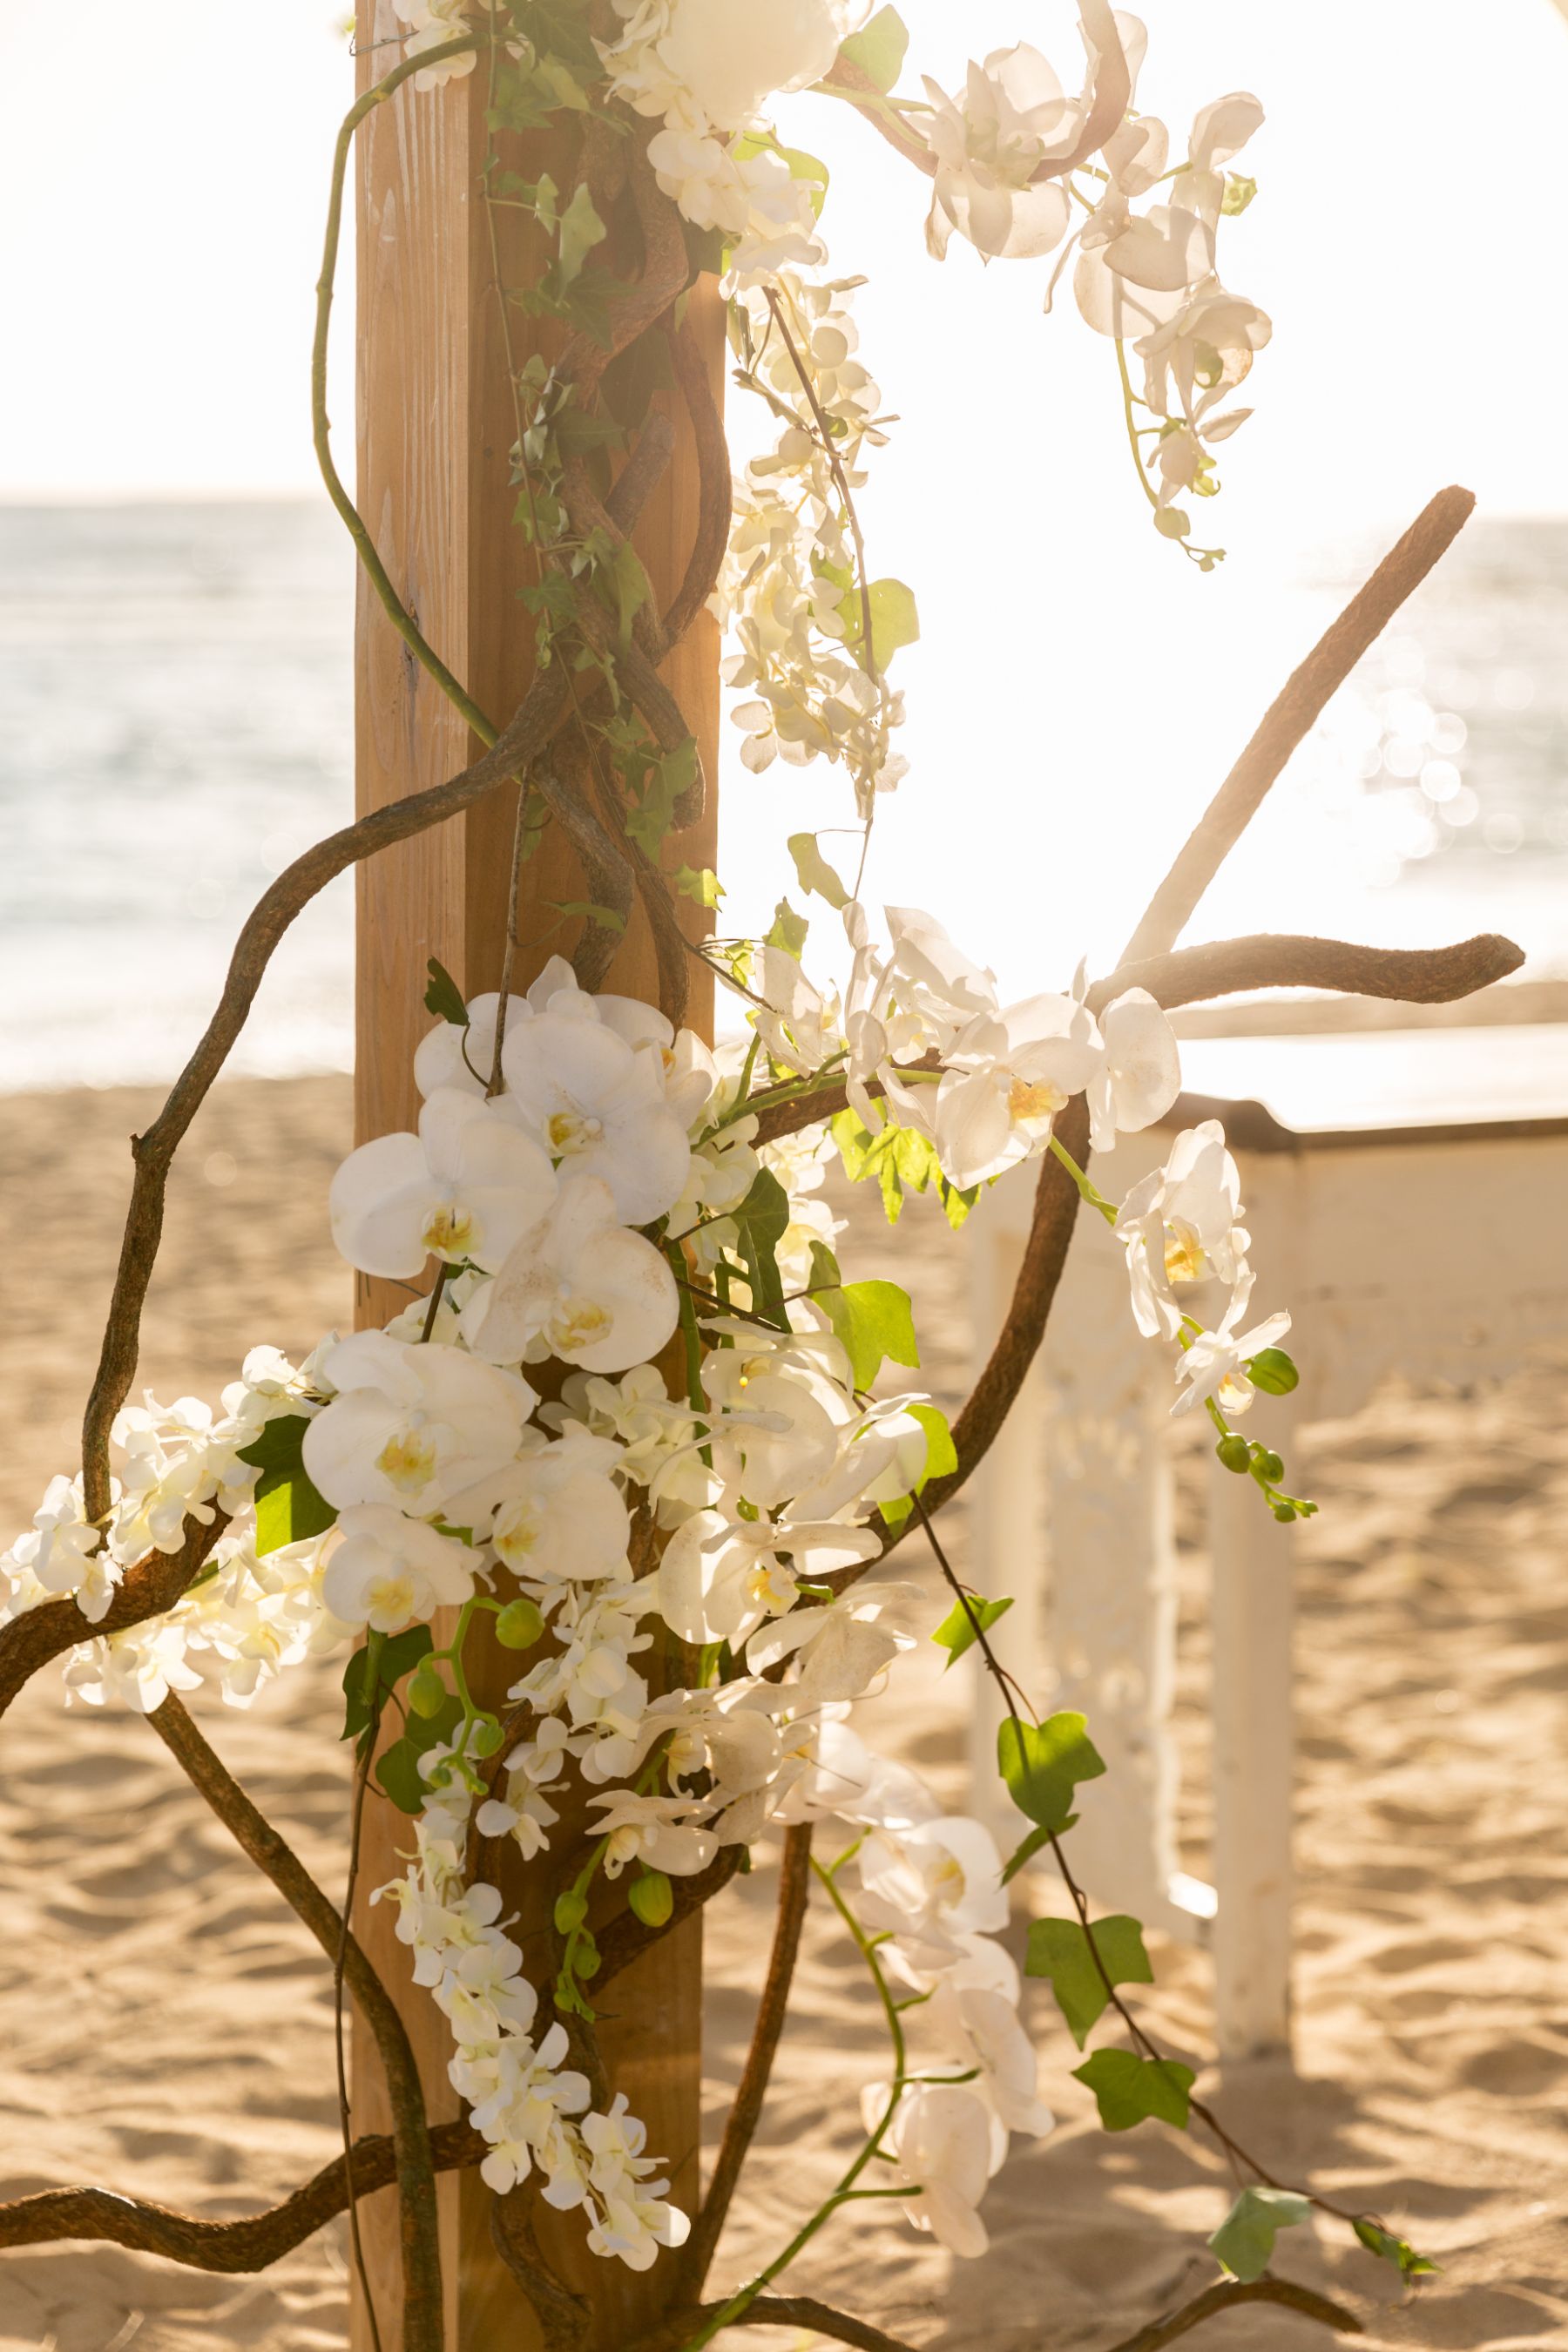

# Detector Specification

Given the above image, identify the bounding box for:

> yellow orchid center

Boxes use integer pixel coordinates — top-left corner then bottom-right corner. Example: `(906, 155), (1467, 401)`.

(421, 1200), (476, 1260)
(550, 1294), (612, 1355)
(1007, 1076), (1068, 1125)
(493, 1498), (544, 1567)
(1163, 1218), (1208, 1286)
(547, 1109), (605, 1155)
(375, 1426), (438, 1496)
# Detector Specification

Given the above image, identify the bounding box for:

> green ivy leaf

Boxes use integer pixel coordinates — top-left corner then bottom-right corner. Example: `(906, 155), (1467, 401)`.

(764, 897), (810, 960)
(236, 1415), (336, 1558)
(731, 1166), (791, 1329)
(787, 832), (851, 910)
(549, 899), (627, 933)
(838, 4), (909, 91)
(819, 1278), (918, 1392)
(375, 1687), (466, 1815)
(997, 1711), (1106, 1834)
(1073, 2049), (1194, 2133)
(1000, 1825), (1053, 1885)
(341, 1625), (435, 1751)
(932, 1593), (1013, 1671)
(1354, 2219), (1439, 2279)
(423, 957), (468, 1026)
(876, 1402), (956, 1531)
(1210, 2187), (1311, 2283)
(673, 864), (724, 909)
(1024, 1915), (1153, 2047)
(838, 576), (921, 671)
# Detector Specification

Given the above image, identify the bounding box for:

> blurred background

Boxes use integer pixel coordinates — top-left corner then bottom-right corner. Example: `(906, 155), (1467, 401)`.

(2, 0), (1566, 1088)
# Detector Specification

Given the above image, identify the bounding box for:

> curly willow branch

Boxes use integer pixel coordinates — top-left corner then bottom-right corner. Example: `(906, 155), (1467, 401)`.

(0, 1511), (227, 1725)
(146, 1694), (444, 2352)
(1104, 2277), (1363, 2351)
(630, 2295), (923, 2352)
(0, 2121), (486, 2273)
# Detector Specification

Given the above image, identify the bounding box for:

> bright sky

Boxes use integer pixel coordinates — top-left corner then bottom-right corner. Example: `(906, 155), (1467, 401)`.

(3, 0), (1566, 980)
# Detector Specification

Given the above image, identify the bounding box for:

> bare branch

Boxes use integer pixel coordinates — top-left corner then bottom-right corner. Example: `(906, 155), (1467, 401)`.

(680, 1825), (813, 2295)
(631, 2294), (923, 2352)
(1088, 929), (1524, 1018)
(1120, 486), (1476, 967)
(491, 2186), (591, 2352)
(0, 2119), (485, 2272)
(1103, 2275), (1363, 2352)
(147, 1695), (444, 2351)
(662, 313), (735, 652)
(0, 1511), (228, 1724)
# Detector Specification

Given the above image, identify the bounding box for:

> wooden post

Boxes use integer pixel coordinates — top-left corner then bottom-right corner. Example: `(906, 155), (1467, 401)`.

(348, 8), (722, 2342)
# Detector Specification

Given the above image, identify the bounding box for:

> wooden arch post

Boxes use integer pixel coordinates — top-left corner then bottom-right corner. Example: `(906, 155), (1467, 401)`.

(348, 8), (723, 2344)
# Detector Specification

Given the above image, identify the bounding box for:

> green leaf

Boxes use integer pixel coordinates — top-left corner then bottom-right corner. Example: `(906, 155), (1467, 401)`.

(423, 956), (468, 1026)
(838, 4), (909, 91)
(608, 537), (652, 651)
(764, 897), (810, 960)
(932, 1593), (1013, 1671)
(549, 899), (626, 933)
(997, 1711), (1106, 1834)
(1024, 1915), (1153, 2047)
(237, 1415), (336, 1557)
(733, 132), (831, 217)
(730, 1166), (791, 1329)
(375, 1689), (465, 1815)
(1210, 2187), (1311, 2283)
(818, 1278), (918, 1392)
(787, 832), (851, 910)
(1354, 2219), (1439, 2279)
(1000, 1825), (1053, 1885)
(1072, 2049), (1194, 2133)
(1247, 1347), (1300, 1396)
(673, 864), (724, 909)
(341, 1625), (435, 1748)
(838, 576), (921, 671)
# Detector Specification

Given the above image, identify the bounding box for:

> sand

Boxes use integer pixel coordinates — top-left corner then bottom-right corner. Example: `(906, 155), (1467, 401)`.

(0, 1075), (1565, 2351)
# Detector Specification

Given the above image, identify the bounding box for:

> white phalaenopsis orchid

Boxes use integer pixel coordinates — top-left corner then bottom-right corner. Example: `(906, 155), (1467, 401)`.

(330, 1088), (558, 1280)
(921, 45), (1078, 262)
(1116, 1118), (1250, 1340)
(924, 993), (1100, 1189)
(657, 1506), (881, 1647)
(461, 1177), (679, 1375)
(303, 1331), (531, 1514)
(322, 1504), (481, 1632)
(501, 1000), (692, 1225)
(1172, 1274), (1292, 1419)
(451, 1426), (631, 1583)
(1086, 987), (1183, 1152)
(865, 2078), (1008, 2258)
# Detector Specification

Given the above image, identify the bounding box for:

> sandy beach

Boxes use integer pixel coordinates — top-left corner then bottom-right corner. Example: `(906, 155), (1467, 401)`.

(0, 1075), (1565, 2351)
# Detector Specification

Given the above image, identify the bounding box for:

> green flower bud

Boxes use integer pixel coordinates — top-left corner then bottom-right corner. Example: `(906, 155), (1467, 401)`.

(495, 1597), (545, 1651)
(1252, 1449), (1286, 1486)
(629, 1869), (674, 1929)
(1154, 506), (1191, 540)
(1271, 1500), (1298, 1523)
(572, 1936), (601, 1980)
(1248, 1347), (1300, 1396)
(554, 1888), (589, 1936)
(1216, 1434), (1252, 1474)
(407, 1663), (449, 1720)
(469, 1715), (504, 1759)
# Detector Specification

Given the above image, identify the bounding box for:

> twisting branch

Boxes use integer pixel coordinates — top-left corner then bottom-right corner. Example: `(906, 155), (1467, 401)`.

(1103, 2277), (1363, 2351)
(0, 1511), (228, 1723)
(146, 1695), (445, 2352)
(661, 313), (735, 652)
(1120, 485), (1477, 966)
(629, 2295), (923, 2352)
(0, 2120), (487, 2273)
(1085, 929), (1524, 1017)
(680, 1825), (814, 2295)
(491, 2186), (591, 2352)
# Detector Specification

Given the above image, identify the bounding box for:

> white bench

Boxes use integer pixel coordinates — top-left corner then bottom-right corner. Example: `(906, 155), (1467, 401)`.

(969, 1020), (1568, 2058)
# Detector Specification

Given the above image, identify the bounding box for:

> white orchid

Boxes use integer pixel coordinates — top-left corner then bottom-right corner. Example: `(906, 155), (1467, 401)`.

(1116, 1119), (1250, 1340)
(921, 45), (1079, 262)
(657, 1506), (881, 1647)
(330, 1088), (558, 1280)
(321, 1505), (480, 1632)
(1086, 987), (1182, 1151)
(451, 1426), (630, 1583)
(855, 1814), (1010, 1970)
(1172, 1274), (1292, 1419)
(928, 991), (1102, 1189)
(302, 1331), (531, 1515)
(584, 1787), (719, 1879)
(460, 1177), (679, 1375)
(648, 0), (865, 132)
(501, 1001), (691, 1226)
(865, 2078), (1007, 2258)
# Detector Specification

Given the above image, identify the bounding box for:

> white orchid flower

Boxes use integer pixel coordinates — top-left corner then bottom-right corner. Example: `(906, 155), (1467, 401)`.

(1086, 986), (1182, 1151)
(929, 1981), (1057, 2136)
(321, 1505), (480, 1633)
(1115, 1119), (1250, 1340)
(583, 1787), (719, 1880)
(754, 945), (846, 1078)
(500, 1002), (691, 1226)
(855, 1815), (1010, 1968)
(1172, 1274), (1291, 1419)
(928, 991), (1100, 1190)
(330, 1088), (558, 1281)
(862, 2079), (1006, 2259)
(656, 1507), (882, 1647)
(450, 1425), (630, 1583)
(921, 46), (1080, 262)
(653, 0), (867, 132)
(460, 1176), (679, 1375)
(302, 1330), (531, 1514)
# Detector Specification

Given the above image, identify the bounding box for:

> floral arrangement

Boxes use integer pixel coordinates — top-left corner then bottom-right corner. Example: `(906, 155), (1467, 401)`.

(0, 3), (1519, 2349)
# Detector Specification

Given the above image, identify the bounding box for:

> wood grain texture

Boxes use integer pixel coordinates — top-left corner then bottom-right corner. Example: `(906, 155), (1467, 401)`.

(350, 14), (721, 2346)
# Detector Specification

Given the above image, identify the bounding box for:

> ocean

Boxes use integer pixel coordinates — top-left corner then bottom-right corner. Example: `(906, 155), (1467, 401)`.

(2, 498), (1565, 1095)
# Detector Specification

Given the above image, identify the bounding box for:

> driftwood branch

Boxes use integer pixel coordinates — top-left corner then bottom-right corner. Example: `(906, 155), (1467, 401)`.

(147, 1694), (445, 2352)
(1103, 2275), (1363, 2351)
(1086, 929), (1524, 1017)
(1120, 486), (1476, 966)
(679, 1824), (814, 2295)
(0, 1511), (228, 1724)
(0, 2120), (485, 2273)
(632, 2294), (923, 2352)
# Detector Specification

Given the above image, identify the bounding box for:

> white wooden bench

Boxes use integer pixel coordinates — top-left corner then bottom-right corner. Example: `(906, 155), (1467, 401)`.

(969, 1018), (1568, 2058)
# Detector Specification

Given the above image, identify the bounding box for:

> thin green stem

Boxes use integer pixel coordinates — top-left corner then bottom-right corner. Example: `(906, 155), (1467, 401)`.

(1114, 338), (1160, 514)
(313, 34), (498, 744)
(1047, 1131), (1119, 1225)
